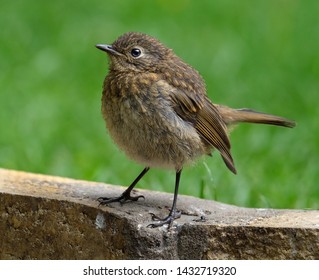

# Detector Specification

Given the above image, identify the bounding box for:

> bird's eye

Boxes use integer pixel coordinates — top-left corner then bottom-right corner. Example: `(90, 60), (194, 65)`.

(130, 48), (142, 58)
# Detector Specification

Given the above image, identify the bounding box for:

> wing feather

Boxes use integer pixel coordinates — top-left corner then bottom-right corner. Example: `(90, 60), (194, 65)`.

(167, 85), (236, 174)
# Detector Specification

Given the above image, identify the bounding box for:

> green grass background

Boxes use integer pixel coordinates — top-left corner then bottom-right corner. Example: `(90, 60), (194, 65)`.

(0, 0), (318, 209)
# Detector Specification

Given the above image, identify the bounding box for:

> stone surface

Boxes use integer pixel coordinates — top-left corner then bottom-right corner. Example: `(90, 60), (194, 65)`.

(0, 168), (318, 259)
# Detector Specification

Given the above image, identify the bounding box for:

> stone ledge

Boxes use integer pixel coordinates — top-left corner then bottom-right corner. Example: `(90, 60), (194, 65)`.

(0, 168), (318, 259)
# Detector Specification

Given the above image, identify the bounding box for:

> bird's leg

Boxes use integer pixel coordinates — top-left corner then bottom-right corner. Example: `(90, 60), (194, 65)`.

(148, 169), (182, 228)
(98, 167), (150, 205)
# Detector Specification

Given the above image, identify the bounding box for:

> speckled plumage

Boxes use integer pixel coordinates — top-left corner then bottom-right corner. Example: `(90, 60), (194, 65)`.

(101, 32), (236, 172)
(96, 32), (295, 228)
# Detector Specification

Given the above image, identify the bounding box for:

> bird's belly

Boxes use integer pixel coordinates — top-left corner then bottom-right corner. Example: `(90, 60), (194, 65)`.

(103, 97), (206, 170)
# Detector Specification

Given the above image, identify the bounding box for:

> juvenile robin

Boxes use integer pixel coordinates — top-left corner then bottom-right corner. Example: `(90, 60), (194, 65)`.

(96, 32), (295, 228)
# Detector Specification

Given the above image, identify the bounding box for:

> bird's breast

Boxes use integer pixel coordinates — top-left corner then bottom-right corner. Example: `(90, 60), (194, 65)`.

(102, 76), (207, 169)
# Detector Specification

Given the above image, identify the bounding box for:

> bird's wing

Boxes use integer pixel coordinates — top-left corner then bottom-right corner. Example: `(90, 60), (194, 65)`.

(163, 82), (236, 174)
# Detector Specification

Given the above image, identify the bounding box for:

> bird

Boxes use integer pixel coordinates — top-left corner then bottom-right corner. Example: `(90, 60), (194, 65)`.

(95, 32), (295, 228)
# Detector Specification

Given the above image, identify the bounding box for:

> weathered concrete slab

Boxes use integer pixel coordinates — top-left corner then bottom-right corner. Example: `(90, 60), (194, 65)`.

(0, 168), (318, 259)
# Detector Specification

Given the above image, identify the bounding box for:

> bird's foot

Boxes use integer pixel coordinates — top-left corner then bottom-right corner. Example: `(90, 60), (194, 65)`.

(147, 210), (181, 228)
(98, 192), (144, 206)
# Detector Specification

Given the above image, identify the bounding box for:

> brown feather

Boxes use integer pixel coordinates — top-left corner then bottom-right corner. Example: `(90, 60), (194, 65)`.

(168, 87), (236, 174)
(215, 105), (296, 128)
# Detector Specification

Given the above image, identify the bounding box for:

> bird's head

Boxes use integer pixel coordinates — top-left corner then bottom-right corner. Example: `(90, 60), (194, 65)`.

(96, 32), (172, 72)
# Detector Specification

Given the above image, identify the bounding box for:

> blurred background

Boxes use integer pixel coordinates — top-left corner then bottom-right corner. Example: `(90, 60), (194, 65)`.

(0, 0), (318, 209)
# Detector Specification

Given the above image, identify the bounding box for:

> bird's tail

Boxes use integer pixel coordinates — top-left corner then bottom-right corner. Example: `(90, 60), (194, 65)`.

(215, 105), (296, 128)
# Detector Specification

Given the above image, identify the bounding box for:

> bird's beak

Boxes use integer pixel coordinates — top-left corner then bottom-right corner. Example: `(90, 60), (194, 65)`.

(96, 44), (121, 56)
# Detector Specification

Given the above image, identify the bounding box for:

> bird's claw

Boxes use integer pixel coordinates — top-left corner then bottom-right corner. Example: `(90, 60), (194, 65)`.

(147, 210), (181, 228)
(98, 193), (145, 206)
